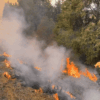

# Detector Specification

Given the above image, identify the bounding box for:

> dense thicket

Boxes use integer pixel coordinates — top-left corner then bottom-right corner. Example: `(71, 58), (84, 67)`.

(53, 0), (100, 66)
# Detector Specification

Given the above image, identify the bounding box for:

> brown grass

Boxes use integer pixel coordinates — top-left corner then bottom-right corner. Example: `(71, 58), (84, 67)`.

(0, 62), (55, 100)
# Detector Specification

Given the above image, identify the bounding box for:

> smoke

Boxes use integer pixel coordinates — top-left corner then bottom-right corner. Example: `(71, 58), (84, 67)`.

(0, 5), (100, 100)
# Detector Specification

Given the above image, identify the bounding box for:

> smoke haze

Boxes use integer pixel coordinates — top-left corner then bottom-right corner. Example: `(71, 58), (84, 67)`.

(0, 5), (100, 100)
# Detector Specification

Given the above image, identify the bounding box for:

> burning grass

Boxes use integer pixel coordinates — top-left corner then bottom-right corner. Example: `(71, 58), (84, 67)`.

(62, 58), (98, 82)
(0, 61), (55, 100)
(0, 52), (99, 100)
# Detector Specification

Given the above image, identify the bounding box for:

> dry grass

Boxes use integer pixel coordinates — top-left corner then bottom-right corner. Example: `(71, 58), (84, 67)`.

(0, 61), (55, 100)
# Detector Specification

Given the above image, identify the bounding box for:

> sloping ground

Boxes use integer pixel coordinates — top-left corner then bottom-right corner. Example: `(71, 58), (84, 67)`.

(0, 61), (55, 100)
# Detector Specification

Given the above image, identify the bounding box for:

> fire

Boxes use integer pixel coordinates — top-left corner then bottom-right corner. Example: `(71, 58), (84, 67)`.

(66, 91), (76, 99)
(3, 72), (11, 79)
(34, 88), (43, 93)
(34, 66), (41, 71)
(63, 58), (80, 78)
(62, 70), (67, 73)
(62, 58), (98, 82)
(80, 69), (97, 82)
(53, 93), (59, 100)
(52, 85), (55, 89)
(4, 59), (12, 69)
(4, 0), (19, 5)
(94, 61), (100, 68)
(3, 52), (12, 57)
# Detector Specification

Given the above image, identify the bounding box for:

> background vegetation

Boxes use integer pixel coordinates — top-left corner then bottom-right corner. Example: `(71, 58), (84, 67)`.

(4, 0), (100, 66)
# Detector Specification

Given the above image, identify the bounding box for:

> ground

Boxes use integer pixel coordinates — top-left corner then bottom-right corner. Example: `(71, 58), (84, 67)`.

(0, 61), (55, 100)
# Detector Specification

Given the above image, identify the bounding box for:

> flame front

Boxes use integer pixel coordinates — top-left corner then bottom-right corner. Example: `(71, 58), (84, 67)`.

(3, 72), (11, 79)
(94, 61), (100, 68)
(62, 58), (98, 82)
(53, 93), (59, 100)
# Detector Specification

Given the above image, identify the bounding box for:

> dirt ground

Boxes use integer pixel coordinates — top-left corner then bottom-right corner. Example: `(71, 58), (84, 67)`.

(0, 61), (55, 100)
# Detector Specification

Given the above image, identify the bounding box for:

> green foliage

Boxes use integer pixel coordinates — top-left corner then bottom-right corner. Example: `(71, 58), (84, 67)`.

(54, 0), (100, 65)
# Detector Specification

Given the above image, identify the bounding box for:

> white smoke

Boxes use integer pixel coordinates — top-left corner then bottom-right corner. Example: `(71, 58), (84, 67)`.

(0, 5), (100, 100)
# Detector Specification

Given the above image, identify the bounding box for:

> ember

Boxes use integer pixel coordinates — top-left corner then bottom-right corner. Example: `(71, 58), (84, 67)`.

(66, 91), (76, 99)
(52, 85), (55, 89)
(53, 93), (59, 100)
(35, 88), (43, 93)
(3, 72), (11, 79)
(34, 66), (41, 71)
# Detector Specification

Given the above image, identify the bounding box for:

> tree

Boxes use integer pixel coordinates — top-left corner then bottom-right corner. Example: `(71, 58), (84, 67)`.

(53, 0), (100, 66)
(36, 16), (55, 44)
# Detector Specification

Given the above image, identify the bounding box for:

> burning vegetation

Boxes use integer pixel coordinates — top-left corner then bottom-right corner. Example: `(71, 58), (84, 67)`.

(0, 51), (99, 100)
(62, 58), (98, 82)
(3, 71), (11, 79)
(1, 0), (100, 100)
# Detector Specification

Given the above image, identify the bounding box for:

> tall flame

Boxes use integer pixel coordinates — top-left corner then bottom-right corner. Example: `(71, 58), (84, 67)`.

(62, 58), (98, 82)
(64, 58), (80, 78)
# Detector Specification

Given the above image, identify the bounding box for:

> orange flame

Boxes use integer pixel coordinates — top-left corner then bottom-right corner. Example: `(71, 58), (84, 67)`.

(3, 52), (12, 57)
(52, 85), (55, 89)
(62, 58), (98, 82)
(4, 59), (12, 69)
(65, 58), (80, 78)
(53, 93), (59, 100)
(80, 69), (97, 82)
(3, 72), (11, 79)
(94, 62), (100, 68)
(34, 66), (41, 71)
(35, 88), (43, 93)
(62, 70), (67, 73)
(4, 0), (19, 5)
(66, 91), (76, 99)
